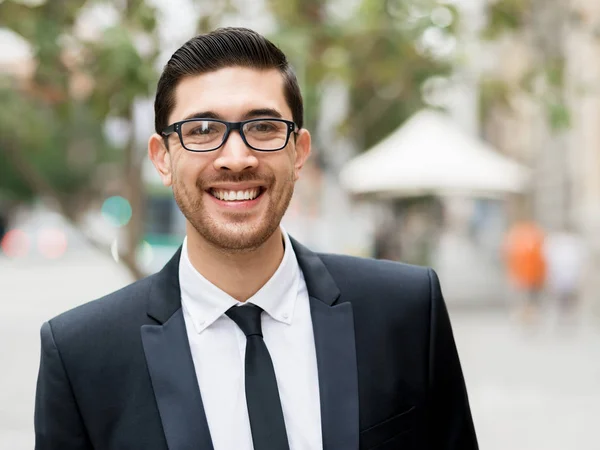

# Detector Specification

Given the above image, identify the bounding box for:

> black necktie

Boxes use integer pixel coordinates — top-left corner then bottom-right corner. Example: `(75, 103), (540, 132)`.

(226, 304), (290, 450)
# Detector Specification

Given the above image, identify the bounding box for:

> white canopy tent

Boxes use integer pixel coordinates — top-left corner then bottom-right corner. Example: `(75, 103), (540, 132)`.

(339, 109), (530, 198)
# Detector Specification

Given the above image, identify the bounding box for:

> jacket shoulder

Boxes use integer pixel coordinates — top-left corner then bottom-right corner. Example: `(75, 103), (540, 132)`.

(46, 274), (156, 340)
(316, 253), (437, 317)
(318, 253), (431, 289)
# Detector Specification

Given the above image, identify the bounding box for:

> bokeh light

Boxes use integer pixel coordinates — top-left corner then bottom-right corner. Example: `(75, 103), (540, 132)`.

(37, 228), (68, 259)
(431, 6), (453, 29)
(101, 196), (133, 227)
(111, 238), (120, 263)
(421, 75), (452, 107)
(1, 229), (31, 258)
(137, 240), (154, 269)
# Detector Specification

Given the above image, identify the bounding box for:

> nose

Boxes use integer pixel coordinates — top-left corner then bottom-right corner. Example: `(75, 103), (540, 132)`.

(212, 129), (259, 172)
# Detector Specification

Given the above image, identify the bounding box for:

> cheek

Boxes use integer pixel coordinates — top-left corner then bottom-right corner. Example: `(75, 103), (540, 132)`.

(174, 154), (210, 184)
(269, 160), (294, 185)
(279, 151), (297, 174)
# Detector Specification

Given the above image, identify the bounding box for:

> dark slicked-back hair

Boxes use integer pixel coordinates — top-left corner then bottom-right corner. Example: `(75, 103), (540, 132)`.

(154, 27), (303, 134)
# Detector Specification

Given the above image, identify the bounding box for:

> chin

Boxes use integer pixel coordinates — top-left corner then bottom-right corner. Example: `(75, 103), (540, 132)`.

(193, 220), (279, 252)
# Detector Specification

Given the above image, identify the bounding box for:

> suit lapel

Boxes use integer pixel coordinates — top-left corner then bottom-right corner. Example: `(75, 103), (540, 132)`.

(140, 240), (359, 450)
(141, 249), (214, 450)
(292, 238), (360, 450)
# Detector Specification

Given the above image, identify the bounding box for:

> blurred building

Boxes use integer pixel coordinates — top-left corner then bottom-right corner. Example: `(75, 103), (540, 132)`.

(478, 0), (600, 312)
(566, 0), (600, 312)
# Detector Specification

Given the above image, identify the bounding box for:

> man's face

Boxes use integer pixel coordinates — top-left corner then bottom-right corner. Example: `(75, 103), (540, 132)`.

(149, 67), (311, 252)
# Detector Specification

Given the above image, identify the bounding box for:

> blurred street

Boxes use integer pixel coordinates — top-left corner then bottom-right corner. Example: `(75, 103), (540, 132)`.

(0, 249), (133, 450)
(1, 248), (599, 450)
(454, 310), (600, 450)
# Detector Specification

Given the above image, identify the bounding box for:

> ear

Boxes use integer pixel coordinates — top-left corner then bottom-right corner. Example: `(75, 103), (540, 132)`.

(148, 134), (173, 187)
(292, 128), (311, 181)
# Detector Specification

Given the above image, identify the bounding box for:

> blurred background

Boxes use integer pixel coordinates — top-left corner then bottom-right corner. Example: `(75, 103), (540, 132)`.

(1, 0), (599, 448)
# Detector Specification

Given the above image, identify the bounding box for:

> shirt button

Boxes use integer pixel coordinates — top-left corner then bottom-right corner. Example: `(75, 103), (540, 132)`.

(199, 319), (206, 326)
(282, 313), (289, 320)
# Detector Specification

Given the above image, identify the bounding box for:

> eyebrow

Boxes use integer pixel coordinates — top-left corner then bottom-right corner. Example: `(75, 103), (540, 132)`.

(243, 108), (283, 120)
(181, 108), (284, 122)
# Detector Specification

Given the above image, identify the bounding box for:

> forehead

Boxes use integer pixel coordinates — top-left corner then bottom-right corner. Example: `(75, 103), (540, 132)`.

(169, 67), (291, 123)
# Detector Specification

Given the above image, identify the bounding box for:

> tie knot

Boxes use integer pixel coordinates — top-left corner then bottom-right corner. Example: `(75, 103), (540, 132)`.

(226, 304), (263, 337)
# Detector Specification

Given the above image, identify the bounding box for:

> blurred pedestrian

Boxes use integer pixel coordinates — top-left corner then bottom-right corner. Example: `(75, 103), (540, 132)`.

(503, 221), (546, 323)
(34, 28), (477, 450)
(544, 229), (586, 320)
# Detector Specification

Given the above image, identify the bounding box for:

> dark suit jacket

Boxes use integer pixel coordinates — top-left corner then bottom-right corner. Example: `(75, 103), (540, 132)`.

(34, 238), (478, 450)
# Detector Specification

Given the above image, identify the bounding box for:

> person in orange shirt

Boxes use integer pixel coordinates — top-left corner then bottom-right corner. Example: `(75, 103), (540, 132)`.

(503, 221), (546, 321)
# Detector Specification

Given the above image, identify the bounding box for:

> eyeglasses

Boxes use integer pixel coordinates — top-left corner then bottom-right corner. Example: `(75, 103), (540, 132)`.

(161, 118), (299, 152)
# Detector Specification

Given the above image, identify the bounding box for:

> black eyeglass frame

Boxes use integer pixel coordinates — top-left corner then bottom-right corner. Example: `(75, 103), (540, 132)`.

(161, 118), (299, 153)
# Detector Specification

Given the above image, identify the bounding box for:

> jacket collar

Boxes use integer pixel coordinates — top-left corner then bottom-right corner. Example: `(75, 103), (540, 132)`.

(146, 236), (341, 323)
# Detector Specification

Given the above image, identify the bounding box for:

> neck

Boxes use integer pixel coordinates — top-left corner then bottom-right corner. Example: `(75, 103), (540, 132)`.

(185, 225), (285, 302)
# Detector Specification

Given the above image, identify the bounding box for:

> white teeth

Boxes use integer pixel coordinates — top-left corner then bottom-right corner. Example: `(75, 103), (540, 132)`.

(212, 188), (259, 201)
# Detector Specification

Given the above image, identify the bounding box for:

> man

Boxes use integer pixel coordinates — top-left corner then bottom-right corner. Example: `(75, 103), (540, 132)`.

(35, 28), (477, 450)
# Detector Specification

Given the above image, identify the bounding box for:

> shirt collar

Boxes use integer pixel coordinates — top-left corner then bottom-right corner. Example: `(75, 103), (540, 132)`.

(179, 228), (300, 334)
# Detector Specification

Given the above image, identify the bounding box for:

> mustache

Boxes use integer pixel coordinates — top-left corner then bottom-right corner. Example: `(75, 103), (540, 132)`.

(195, 172), (274, 190)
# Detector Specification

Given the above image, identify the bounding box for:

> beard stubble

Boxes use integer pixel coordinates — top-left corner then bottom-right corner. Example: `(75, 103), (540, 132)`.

(172, 169), (295, 253)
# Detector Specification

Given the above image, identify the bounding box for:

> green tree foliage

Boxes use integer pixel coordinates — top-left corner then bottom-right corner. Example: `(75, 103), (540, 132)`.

(480, 0), (570, 132)
(266, 0), (457, 155)
(482, 0), (531, 39)
(0, 0), (160, 277)
(0, 76), (119, 207)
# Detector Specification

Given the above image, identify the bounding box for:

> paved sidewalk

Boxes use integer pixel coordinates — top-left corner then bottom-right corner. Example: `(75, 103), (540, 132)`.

(452, 309), (600, 450)
(1, 250), (599, 449)
(0, 251), (133, 450)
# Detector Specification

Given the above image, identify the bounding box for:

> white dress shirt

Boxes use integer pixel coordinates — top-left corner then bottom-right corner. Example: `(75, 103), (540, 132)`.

(179, 230), (323, 450)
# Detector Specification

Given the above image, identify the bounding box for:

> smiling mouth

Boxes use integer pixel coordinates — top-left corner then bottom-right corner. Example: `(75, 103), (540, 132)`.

(208, 187), (265, 202)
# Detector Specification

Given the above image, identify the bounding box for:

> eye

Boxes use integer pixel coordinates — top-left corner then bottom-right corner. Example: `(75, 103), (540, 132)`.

(248, 121), (278, 132)
(189, 124), (217, 135)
